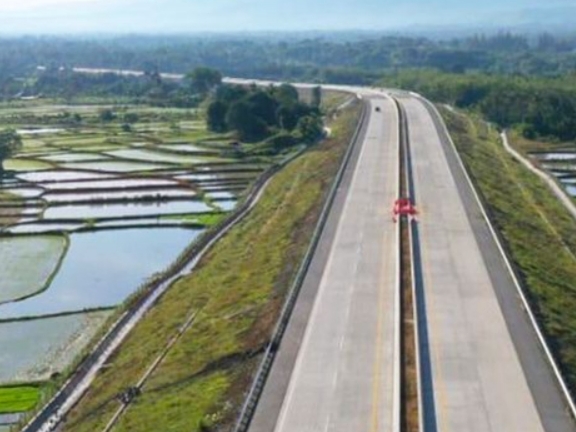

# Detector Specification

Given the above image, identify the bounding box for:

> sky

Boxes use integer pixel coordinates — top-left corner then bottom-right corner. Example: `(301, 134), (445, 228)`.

(0, 0), (574, 34)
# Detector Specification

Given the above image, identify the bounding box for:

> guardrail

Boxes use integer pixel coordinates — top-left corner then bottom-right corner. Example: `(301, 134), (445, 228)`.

(20, 123), (322, 432)
(420, 96), (576, 423)
(233, 99), (369, 432)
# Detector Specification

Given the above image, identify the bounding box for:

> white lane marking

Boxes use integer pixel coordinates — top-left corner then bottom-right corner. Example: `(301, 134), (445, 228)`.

(323, 414), (333, 432)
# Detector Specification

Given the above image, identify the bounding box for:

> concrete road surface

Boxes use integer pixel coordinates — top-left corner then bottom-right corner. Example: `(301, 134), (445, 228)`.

(403, 95), (551, 432)
(249, 96), (400, 432)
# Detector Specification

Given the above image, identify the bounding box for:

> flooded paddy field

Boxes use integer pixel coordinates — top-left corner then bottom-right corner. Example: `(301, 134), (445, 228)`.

(532, 149), (576, 197)
(42, 200), (215, 219)
(0, 228), (203, 319)
(0, 311), (110, 383)
(42, 188), (198, 203)
(157, 143), (219, 154)
(0, 236), (67, 304)
(0, 100), (280, 413)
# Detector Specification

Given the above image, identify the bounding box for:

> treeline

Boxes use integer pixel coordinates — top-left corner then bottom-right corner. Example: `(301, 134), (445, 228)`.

(28, 67), (202, 106)
(381, 70), (576, 141)
(207, 83), (323, 150)
(0, 31), (575, 97)
(9, 63), (325, 148)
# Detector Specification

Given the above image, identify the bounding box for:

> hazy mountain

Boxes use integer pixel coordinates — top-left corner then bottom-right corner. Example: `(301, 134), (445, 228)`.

(0, 0), (574, 35)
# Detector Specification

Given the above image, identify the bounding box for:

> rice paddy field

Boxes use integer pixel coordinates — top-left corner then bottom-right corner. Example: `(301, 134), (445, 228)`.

(510, 132), (576, 199)
(0, 236), (67, 304)
(0, 100), (280, 426)
(530, 150), (576, 197)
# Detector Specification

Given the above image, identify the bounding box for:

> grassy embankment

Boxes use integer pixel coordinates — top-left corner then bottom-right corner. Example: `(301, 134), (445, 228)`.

(0, 386), (40, 414)
(441, 107), (576, 390)
(62, 97), (362, 432)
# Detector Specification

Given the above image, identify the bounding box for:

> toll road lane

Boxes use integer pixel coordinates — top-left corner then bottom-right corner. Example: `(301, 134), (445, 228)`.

(250, 96), (400, 432)
(403, 95), (546, 432)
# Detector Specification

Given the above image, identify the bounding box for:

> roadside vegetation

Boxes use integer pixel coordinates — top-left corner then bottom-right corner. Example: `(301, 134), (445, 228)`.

(61, 97), (361, 432)
(441, 107), (576, 392)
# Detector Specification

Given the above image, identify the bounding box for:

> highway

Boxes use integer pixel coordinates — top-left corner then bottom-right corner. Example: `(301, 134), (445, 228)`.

(27, 67), (576, 432)
(249, 95), (400, 432)
(402, 95), (574, 432)
(248, 92), (576, 432)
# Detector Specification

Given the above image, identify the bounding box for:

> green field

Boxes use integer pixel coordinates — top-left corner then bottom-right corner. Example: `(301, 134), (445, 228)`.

(442, 107), (576, 391)
(61, 99), (362, 432)
(0, 386), (40, 414)
(3, 158), (53, 171)
(162, 212), (227, 227)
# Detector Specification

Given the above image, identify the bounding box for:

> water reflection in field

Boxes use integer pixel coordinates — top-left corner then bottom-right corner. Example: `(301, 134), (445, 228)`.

(43, 200), (213, 219)
(0, 228), (203, 319)
(534, 151), (576, 197)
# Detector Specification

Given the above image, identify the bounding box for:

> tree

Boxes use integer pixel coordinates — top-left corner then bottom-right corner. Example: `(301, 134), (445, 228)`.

(276, 102), (312, 131)
(245, 90), (278, 126)
(99, 109), (116, 122)
(265, 132), (298, 154)
(0, 129), (22, 174)
(216, 85), (248, 104)
(311, 86), (322, 108)
(296, 115), (324, 144)
(226, 100), (268, 142)
(186, 67), (222, 95)
(276, 104), (299, 131)
(273, 83), (299, 106)
(207, 100), (228, 132)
